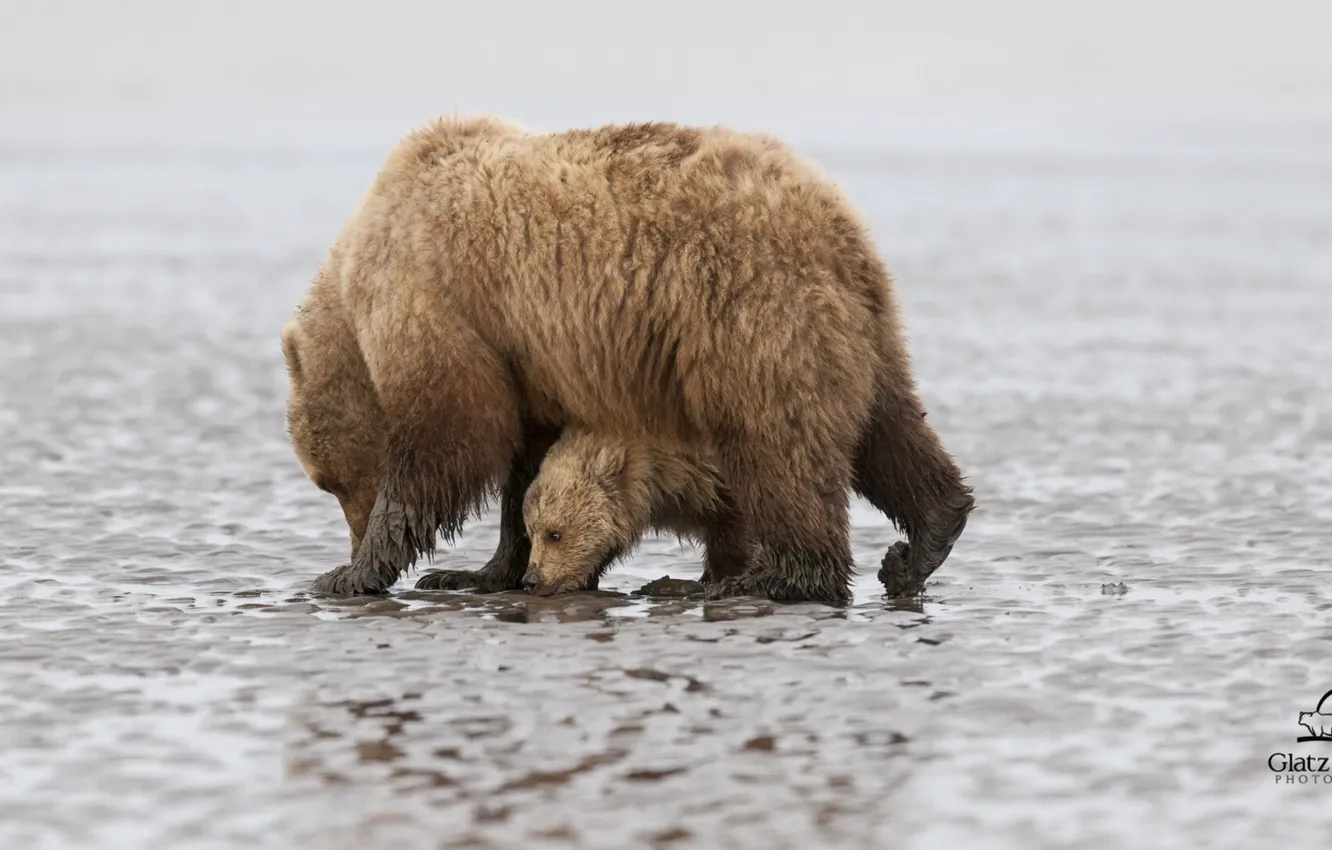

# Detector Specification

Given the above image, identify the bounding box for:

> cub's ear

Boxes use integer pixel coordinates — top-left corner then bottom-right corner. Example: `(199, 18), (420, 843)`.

(280, 320), (303, 382)
(522, 480), (542, 519)
(590, 444), (629, 493)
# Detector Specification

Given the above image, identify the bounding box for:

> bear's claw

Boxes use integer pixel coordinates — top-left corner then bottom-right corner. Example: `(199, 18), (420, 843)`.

(309, 562), (392, 597)
(878, 541), (925, 597)
(880, 490), (974, 598)
(414, 567), (522, 593)
(414, 570), (475, 591)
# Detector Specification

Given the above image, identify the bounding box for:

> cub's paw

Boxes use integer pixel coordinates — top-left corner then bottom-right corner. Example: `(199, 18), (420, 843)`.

(878, 541), (925, 598)
(414, 568), (520, 594)
(309, 563), (391, 597)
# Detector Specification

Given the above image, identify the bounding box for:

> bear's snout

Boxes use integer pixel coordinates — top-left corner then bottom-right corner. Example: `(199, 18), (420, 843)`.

(521, 567), (541, 593)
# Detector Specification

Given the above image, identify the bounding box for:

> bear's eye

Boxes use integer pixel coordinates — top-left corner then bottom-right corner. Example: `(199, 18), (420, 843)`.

(547, 531), (562, 542)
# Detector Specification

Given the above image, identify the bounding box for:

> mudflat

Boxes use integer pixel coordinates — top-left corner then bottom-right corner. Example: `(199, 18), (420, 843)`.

(2, 103), (1329, 848)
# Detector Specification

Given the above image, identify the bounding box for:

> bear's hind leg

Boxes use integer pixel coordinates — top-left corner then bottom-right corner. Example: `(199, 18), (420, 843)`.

(853, 391), (975, 598)
(415, 421), (560, 593)
(705, 439), (855, 606)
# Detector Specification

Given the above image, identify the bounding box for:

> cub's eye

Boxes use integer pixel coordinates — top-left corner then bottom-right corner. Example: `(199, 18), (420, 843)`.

(547, 531), (562, 542)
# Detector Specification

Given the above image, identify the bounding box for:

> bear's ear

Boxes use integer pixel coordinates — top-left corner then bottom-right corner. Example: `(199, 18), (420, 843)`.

(280, 320), (303, 382)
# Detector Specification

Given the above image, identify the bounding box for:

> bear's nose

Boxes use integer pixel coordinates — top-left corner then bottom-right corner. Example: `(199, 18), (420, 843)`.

(521, 569), (540, 593)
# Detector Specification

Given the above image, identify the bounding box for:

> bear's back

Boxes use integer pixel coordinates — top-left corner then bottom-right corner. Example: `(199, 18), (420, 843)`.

(353, 116), (890, 442)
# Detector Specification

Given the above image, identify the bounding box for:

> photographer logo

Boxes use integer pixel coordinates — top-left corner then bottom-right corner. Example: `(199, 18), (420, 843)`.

(1268, 688), (1332, 785)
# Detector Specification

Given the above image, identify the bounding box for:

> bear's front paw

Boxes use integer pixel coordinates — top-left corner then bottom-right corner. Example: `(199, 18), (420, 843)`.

(309, 563), (392, 597)
(414, 569), (480, 591)
(878, 541), (924, 598)
(415, 567), (522, 593)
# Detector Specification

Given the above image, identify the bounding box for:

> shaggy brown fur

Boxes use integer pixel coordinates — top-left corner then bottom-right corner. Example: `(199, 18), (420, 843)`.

(520, 428), (735, 595)
(283, 114), (974, 606)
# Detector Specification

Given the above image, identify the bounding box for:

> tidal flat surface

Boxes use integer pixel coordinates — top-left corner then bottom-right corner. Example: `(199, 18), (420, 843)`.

(1, 105), (1330, 849)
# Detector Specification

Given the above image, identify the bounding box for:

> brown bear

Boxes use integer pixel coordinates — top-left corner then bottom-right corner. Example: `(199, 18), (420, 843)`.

(281, 114), (974, 606)
(519, 426), (732, 596)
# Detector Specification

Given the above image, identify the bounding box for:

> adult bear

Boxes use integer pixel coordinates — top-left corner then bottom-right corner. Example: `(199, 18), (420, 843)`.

(281, 115), (974, 605)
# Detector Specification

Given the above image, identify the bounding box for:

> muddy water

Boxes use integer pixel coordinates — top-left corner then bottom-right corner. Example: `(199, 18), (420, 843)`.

(2, 106), (1330, 849)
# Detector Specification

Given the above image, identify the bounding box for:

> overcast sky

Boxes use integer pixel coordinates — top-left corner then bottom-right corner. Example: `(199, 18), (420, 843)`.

(4, 0), (1330, 111)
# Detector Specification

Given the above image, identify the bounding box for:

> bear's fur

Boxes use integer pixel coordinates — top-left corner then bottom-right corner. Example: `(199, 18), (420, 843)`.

(520, 427), (734, 595)
(282, 114), (974, 606)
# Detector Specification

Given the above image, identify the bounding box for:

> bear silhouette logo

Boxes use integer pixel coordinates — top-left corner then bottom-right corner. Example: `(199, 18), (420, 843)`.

(1297, 689), (1332, 742)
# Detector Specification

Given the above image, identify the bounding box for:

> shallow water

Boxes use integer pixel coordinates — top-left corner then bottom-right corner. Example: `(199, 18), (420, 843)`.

(2, 105), (1331, 849)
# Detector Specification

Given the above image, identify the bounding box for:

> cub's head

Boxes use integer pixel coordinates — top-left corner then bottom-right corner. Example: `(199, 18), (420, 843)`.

(521, 434), (637, 595)
(1299, 712), (1316, 729)
(281, 300), (385, 557)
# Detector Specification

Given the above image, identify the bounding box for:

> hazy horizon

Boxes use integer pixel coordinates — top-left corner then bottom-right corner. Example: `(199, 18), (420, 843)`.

(5, 0), (1331, 115)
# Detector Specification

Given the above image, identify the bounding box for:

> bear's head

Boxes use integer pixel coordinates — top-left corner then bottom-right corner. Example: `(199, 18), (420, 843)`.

(1299, 712), (1317, 732)
(521, 435), (638, 595)
(280, 297), (385, 557)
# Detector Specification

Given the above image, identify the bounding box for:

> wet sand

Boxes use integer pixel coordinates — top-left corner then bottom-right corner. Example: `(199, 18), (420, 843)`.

(2, 104), (1331, 848)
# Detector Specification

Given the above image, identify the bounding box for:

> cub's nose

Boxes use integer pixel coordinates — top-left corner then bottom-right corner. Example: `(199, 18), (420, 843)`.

(521, 569), (540, 592)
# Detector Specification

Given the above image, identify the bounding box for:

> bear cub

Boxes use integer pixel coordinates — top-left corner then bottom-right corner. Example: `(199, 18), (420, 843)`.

(520, 428), (738, 596)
